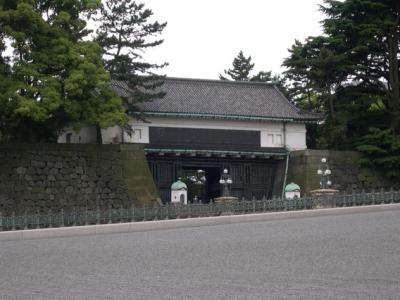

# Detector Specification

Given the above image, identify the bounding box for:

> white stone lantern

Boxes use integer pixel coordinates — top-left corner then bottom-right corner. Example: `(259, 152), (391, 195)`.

(171, 179), (188, 204)
(317, 157), (332, 189)
(285, 182), (301, 199)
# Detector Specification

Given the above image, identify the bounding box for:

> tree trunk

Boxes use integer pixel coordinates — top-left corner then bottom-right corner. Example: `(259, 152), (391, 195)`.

(96, 125), (103, 144)
(388, 26), (400, 132)
(388, 30), (399, 107)
(328, 89), (336, 125)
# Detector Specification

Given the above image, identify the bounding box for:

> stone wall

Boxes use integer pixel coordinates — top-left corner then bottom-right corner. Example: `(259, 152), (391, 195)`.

(287, 150), (399, 195)
(0, 144), (160, 215)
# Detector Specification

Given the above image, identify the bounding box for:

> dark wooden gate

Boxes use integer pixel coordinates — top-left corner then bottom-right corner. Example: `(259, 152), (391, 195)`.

(147, 155), (278, 203)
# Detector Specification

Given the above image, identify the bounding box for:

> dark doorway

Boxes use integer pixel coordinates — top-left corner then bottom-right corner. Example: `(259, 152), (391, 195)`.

(205, 167), (220, 201)
(181, 166), (221, 203)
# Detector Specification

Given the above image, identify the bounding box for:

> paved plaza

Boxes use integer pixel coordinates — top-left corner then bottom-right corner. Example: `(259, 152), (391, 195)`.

(1, 208), (400, 299)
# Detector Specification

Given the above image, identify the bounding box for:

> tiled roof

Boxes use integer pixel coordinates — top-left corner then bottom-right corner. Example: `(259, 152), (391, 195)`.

(111, 78), (322, 122)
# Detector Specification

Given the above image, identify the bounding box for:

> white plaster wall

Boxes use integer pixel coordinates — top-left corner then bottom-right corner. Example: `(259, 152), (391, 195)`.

(133, 117), (285, 147)
(137, 117), (283, 131)
(132, 117), (307, 150)
(261, 129), (284, 148)
(285, 123), (307, 150)
(57, 125), (97, 144)
(58, 123), (149, 144)
(101, 121), (149, 144)
(124, 121), (150, 144)
(101, 126), (122, 144)
(58, 117), (308, 150)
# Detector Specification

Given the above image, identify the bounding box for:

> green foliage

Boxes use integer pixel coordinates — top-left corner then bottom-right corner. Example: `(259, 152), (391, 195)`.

(284, 0), (400, 152)
(249, 70), (272, 82)
(220, 51), (255, 81)
(0, 0), (126, 142)
(220, 50), (281, 83)
(321, 0), (400, 118)
(95, 0), (167, 115)
(355, 128), (400, 179)
(283, 36), (350, 121)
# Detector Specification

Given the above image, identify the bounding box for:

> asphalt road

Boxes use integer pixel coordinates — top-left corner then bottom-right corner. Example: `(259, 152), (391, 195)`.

(1, 208), (400, 300)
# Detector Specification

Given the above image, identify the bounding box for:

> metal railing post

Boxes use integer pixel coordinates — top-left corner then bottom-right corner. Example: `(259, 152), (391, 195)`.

(84, 207), (88, 226)
(48, 209), (53, 228)
(120, 205), (124, 223)
(371, 189), (376, 205)
(131, 204), (135, 222)
(73, 207), (77, 226)
(108, 203), (112, 224)
(24, 210), (28, 230)
(96, 205), (101, 225)
(153, 204), (158, 221)
(390, 187), (394, 203)
(381, 187), (386, 204)
(11, 212), (16, 231)
(36, 210), (40, 229)
(60, 208), (64, 227)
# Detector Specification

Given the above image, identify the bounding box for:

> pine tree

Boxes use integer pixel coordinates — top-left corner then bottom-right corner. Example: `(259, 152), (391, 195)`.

(283, 0), (400, 155)
(321, 0), (400, 132)
(220, 51), (255, 81)
(220, 50), (276, 83)
(0, 0), (126, 142)
(95, 0), (167, 116)
(250, 71), (273, 82)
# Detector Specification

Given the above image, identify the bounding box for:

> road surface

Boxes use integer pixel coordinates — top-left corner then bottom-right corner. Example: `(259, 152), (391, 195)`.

(1, 208), (399, 299)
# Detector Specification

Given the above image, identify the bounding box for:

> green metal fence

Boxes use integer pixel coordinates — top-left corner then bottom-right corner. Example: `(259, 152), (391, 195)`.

(1, 189), (399, 231)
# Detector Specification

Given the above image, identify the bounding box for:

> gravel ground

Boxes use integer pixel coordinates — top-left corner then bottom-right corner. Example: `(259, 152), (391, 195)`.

(0, 209), (399, 300)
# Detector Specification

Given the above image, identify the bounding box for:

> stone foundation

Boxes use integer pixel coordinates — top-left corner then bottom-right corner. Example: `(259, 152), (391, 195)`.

(0, 143), (160, 215)
(287, 150), (399, 195)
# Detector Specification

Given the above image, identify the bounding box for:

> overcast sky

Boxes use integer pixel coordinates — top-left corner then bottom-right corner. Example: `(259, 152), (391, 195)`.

(140, 0), (325, 80)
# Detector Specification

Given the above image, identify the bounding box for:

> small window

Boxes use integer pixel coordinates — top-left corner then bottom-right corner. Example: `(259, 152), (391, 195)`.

(135, 129), (142, 140)
(267, 134), (274, 145)
(275, 134), (282, 145)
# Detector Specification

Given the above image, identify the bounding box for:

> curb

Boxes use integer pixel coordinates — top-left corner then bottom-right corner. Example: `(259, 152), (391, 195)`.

(1, 203), (400, 241)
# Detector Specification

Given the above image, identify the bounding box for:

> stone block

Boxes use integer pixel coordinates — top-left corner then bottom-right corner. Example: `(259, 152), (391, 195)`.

(31, 160), (46, 168)
(15, 167), (27, 175)
(49, 168), (58, 175)
(76, 166), (84, 174)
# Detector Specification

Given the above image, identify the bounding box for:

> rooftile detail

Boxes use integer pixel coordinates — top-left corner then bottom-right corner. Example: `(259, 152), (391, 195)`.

(111, 78), (321, 122)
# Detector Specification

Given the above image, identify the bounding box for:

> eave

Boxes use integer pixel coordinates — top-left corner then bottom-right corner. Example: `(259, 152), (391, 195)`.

(145, 147), (288, 158)
(135, 111), (321, 124)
